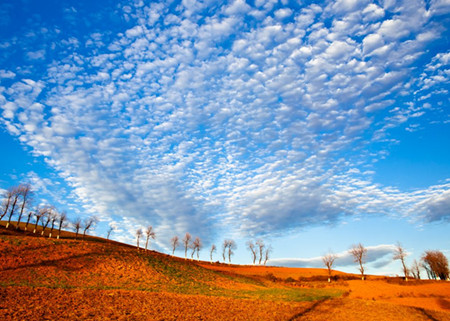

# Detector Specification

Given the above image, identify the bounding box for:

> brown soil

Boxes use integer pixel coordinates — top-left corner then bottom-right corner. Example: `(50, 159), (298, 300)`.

(1, 224), (449, 320)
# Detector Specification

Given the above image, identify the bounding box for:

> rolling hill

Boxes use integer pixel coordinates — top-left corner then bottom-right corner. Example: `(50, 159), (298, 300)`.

(1, 222), (449, 320)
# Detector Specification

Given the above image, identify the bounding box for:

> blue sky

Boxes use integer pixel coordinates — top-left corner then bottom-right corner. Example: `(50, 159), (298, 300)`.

(0, 0), (449, 276)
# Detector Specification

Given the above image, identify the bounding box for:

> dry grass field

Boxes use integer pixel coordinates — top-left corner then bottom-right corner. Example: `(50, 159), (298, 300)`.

(1, 222), (449, 320)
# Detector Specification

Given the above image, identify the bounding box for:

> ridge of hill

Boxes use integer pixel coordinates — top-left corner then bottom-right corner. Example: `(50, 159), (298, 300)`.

(1, 224), (449, 320)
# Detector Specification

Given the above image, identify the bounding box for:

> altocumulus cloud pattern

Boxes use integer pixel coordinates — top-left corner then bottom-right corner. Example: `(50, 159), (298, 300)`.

(0, 0), (449, 245)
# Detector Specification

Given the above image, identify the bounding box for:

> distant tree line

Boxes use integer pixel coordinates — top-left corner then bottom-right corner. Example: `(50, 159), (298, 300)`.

(1, 183), (97, 240)
(322, 242), (449, 283)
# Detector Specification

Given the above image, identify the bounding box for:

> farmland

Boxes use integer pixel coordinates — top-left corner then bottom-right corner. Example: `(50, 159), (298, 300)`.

(0, 225), (449, 320)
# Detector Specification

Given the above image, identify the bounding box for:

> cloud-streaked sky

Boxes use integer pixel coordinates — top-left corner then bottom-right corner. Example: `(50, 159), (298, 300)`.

(0, 0), (449, 275)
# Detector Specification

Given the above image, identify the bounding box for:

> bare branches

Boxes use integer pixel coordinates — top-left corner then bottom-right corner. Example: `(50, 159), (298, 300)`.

(5, 186), (21, 228)
(247, 241), (257, 265)
(33, 207), (47, 234)
(422, 250), (449, 280)
(191, 237), (202, 260)
(393, 243), (409, 281)
(322, 253), (337, 282)
(182, 232), (192, 259)
(171, 236), (179, 255)
(72, 217), (82, 239)
(264, 245), (272, 266)
(107, 225), (115, 240)
(136, 228), (143, 251)
(16, 184), (33, 230)
(48, 209), (58, 238)
(222, 239), (236, 264)
(256, 239), (265, 265)
(0, 187), (15, 221)
(411, 259), (422, 280)
(145, 226), (156, 252)
(82, 216), (98, 240)
(210, 244), (216, 263)
(57, 211), (68, 239)
(349, 243), (367, 280)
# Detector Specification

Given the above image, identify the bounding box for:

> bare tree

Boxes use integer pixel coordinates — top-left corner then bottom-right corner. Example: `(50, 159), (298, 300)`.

(72, 217), (82, 239)
(411, 259), (421, 280)
(210, 244), (216, 263)
(41, 210), (52, 236)
(106, 225), (115, 240)
(33, 207), (47, 234)
(145, 226), (156, 252)
(191, 237), (202, 260)
(136, 228), (143, 251)
(57, 211), (68, 239)
(422, 250), (449, 280)
(16, 184), (33, 230)
(171, 236), (179, 255)
(247, 240), (257, 264)
(182, 232), (192, 259)
(5, 186), (21, 228)
(264, 245), (272, 266)
(323, 253), (337, 282)
(222, 240), (228, 263)
(82, 216), (98, 240)
(24, 210), (34, 231)
(227, 239), (236, 264)
(350, 243), (367, 280)
(1, 187), (15, 221)
(393, 242), (409, 281)
(256, 239), (265, 265)
(48, 210), (58, 238)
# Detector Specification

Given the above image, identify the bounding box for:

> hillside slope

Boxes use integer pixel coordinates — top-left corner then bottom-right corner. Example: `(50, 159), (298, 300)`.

(1, 226), (449, 320)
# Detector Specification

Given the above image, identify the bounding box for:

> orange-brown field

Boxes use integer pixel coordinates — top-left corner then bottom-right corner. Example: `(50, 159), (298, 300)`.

(1, 222), (449, 320)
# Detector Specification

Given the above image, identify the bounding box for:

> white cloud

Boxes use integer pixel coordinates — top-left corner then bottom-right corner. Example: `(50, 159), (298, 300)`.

(0, 0), (448, 245)
(270, 244), (397, 269)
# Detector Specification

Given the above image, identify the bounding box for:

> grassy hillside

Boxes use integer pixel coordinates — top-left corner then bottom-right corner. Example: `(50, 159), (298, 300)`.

(1, 224), (449, 321)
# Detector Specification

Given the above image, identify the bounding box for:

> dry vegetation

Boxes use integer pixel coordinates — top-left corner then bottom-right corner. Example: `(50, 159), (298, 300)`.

(1, 223), (449, 320)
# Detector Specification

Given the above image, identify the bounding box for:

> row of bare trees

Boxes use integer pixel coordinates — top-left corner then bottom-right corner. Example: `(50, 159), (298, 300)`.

(322, 243), (449, 282)
(136, 226), (156, 252)
(1, 184), (97, 240)
(166, 233), (242, 264)
(247, 239), (271, 266)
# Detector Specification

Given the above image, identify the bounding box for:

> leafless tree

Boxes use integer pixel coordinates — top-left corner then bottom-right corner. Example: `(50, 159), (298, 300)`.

(82, 216), (98, 240)
(191, 237), (202, 260)
(5, 186), (21, 228)
(24, 210), (34, 231)
(350, 243), (367, 280)
(247, 240), (257, 264)
(171, 236), (179, 255)
(16, 184), (33, 230)
(1, 187), (15, 221)
(226, 239), (236, 264)
(222, 240), (228, 262)
(264, 245), (272, 266)
(41, 210), (52, 236)
(48, 210), (58, 238)
(182, 232), (192, 259)
(422, 250), (449, 280)
(256, 239), (265, 265)
(145, 226), (156, 252)
(57, 211), (68, 239)
(323, 253), (337, 282)
(33, 207), (47, 234)
(393, 242), (409, 281)
(210, 244), (216, 263)
(411, 259), (422, 280)
(136, 228), (143, 251)
(106, 225), (115, 240)
(72, 217), (82, 239)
